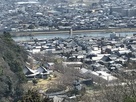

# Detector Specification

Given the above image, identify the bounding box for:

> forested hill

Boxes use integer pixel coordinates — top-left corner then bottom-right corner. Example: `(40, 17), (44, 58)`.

(0, 32), (28, 102)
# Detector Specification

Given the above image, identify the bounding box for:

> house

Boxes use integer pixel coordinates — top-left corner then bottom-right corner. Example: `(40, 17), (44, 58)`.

(23, 66), (39, 78)
(118, 50), (131, 56)
(62, 62), (83, 68)
(80, 68), (89, 74)
(81, 79), (93, 86)
(91, 54), (110, 61)
(109, 54), (118, 60)
(91, 63), (106, 71)
(130, 58), (136, 63)
(109, 63), (123, 71)
(115, 57), (126, 64)
(30, 48), (41, 54)
(44, 62), (55, 70)
(84, 58), (93, 64)
(88, 71), (118, 84)
(92, 56), (102, 61)
(100, 55), (112, 62)
(128, 45), (136, 51)
(53, 96), (64, 102)
(73, 79), (82, 90)
(36, 66), (51, 79)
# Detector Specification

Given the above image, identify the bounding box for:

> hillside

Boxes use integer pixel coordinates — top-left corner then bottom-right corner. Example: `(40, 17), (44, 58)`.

(0, 32), (28, 102)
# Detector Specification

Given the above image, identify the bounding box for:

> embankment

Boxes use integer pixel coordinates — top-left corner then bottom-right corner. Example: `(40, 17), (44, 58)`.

(10, 28), (136, 37)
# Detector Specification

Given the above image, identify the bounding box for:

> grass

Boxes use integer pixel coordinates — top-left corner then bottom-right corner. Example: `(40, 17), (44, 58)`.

(85, 84), (102, 93)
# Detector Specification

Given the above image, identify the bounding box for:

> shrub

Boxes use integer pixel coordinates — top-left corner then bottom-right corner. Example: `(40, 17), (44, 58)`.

(32, 79), (38, 85)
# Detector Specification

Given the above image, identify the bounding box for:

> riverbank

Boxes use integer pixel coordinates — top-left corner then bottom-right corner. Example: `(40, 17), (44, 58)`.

(10, 28), (136, 37)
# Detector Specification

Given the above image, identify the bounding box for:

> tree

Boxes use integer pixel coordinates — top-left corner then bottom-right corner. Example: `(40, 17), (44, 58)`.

(32, 79), (38, 86)
(0, 32), (28, 101)
(3, 31), (11, 38)
(28, 25), (35, 29)
(124, 97), (136, 102)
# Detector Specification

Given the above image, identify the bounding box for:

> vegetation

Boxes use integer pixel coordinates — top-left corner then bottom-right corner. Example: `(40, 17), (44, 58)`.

(46, 85), (66, 94)
(0, 32), (28, 102)
(18, 89), (52, 102)
(124, 97), (136, 102)
(32, 79), (38, 86)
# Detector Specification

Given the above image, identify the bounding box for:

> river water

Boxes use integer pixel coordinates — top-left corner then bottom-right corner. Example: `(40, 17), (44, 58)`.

(12, 32), (135, 41)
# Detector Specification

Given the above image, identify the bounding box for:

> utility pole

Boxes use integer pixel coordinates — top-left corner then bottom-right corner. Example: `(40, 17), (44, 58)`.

(69, 28), (73, 37)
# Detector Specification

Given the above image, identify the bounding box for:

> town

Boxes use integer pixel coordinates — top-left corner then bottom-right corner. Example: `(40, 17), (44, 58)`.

(16, 32), (136, 101)
(0, 0), (136, 32)
(1, 0), (136, 102)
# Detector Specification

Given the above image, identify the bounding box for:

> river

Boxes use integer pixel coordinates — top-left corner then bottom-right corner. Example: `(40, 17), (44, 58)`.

(12, 32), (135, 41)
